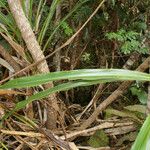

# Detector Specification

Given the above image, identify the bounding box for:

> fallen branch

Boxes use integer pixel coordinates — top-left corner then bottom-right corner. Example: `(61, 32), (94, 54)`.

(1, 121), (133, 139)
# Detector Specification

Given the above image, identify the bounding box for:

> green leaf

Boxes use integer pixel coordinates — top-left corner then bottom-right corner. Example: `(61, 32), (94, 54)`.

(131, 115), (150, 150)
(130, 87), (139, 95)
(61, 21), (73, 36)
(116, 132), (137, 146)
(38, 0), (60, 45)
(0, 0), (7, 8)
(124, 105), (146, 114)
(130, 87), (148, 104)
(43, 0), (89, 50)
(1, 80), (102, 121)
(137, 90), (147, 105)
(1, 69), (150, 89)
(105, 108), (142, 123)
(1, 69), (150, 125)
(133, 22), (147, 31)
(111, 0), (115, 6)
(88, 130), (109, 148)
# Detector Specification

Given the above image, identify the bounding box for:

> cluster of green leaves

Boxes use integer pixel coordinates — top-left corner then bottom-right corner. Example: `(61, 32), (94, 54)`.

(0, 0), (90, 51)
(88, 130), (109, 148)
(61, 21), (73, 36)
(105, 29), (149, 54)
(130, 86), (147, 105)
(81, 52), (91, 63)
(0, 0), (22, 42)
(41, 0), (90, 51)
(132, 21), (147, 32)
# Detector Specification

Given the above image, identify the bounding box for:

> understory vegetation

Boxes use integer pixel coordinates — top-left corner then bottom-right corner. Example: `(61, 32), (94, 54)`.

(0, 0), (150, 150)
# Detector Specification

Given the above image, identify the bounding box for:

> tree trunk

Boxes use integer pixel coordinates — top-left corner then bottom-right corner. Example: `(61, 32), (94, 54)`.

(7, 0), (59, 129)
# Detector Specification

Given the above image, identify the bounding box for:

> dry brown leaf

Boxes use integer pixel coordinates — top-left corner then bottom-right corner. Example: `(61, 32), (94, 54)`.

(0, 89), (28, 95)
(0, 57), (14, 72)
(0, 104), (5, 119)
(0, 32), (26, 60)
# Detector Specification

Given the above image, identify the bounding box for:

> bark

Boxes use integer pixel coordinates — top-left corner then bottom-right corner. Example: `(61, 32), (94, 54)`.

(7, 0), (59, 129)
(53, 3), (61, 71)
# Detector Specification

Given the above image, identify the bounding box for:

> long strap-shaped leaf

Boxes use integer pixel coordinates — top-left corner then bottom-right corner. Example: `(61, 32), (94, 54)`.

(1, 79), (103, 121)
(131, 115), (150, 150)
(1, 68), (150, 121)
(1, 69), (150, 89)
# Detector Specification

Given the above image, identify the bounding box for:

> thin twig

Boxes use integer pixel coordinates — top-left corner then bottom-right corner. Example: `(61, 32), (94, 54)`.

(1, 121), (133, 140)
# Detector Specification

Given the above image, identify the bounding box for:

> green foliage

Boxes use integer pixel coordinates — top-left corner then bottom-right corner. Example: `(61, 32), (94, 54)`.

(0, 0), (89, 51)
(116, 132), (137, 147)
(0, 12), (21, 42)
(105, 29), (149, 54)
(131, 115), (150, 150)
(1, 69), (150, 89)
(73, 5), (92, 23)
(1, 69), (150, 122)
(130, 86), (148, 105)
(105, 108), (143, 123)
(88, 130), (109, 148)
(0, 0), (6, 8)
(132, 21), (147, 32)
(61, 21), (73, 36)
(110, 0), (116, 6)
(92, 12), (109, 30)
(38, 0), (60, 45)
(0, 39), (12, 51)
(80, 50), (97, 68)
(81, 52), (91, 62)
(0, 141), (8, 150)
(125, 105), (146, 114)
(43, 0), (90, 50)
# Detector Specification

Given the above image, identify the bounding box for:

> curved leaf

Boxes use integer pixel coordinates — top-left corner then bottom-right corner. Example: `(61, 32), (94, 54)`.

(131, 115), (150, 150)
(1, 69), (150, 89)
(1, 80), (102, 121)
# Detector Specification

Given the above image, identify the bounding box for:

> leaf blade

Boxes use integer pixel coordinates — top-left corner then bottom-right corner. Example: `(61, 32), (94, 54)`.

(1, 69), (150, 89)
